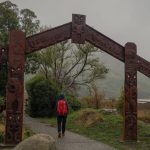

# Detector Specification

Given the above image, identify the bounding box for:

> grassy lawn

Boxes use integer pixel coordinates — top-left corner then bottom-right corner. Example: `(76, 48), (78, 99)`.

(39, 109), (150, 150)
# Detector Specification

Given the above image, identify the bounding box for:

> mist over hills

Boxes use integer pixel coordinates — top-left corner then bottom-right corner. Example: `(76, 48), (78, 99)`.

(25, 52), (150, 99)
(92, 52), (150, 99)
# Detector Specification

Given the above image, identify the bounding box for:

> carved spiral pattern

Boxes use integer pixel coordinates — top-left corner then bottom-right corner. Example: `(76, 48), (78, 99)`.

(72, 14), (85, 44)
(124, 43), (137, 141)
(6, 112), (22, 144)
(5, 31), (25, 144)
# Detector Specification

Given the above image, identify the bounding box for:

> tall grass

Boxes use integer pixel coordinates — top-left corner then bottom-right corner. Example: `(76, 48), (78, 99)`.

(138, 102), (150, 123)
(138, 110), (150, 123)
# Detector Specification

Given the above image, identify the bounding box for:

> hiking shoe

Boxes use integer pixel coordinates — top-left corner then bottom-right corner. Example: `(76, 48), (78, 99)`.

(58, 132), (61, 138)
(62, 133), (65, 137)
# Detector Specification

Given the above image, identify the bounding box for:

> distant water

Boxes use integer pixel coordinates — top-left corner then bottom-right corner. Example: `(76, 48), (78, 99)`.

(138, 99), (150, 103)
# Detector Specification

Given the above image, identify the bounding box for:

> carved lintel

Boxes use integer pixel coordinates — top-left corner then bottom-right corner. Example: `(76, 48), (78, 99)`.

(26, 23), (71, 54)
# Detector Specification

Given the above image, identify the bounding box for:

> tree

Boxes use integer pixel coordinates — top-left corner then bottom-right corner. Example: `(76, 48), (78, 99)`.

(0, 1), (40, 97)
(19, 8), (40, 73)
(26, 75), (56, 117)
(36, 41), (108, 94)
(0, 1), (40, 46)
(0, 1), (19, 46)
(20, 9), (40, 36)
(89, 84), (105, 109)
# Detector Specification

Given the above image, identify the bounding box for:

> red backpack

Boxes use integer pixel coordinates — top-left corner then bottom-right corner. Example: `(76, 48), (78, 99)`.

(57, 99), (68, 116)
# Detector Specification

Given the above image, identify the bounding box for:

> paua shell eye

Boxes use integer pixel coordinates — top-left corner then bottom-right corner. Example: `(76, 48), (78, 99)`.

(11, 68), (15, 72)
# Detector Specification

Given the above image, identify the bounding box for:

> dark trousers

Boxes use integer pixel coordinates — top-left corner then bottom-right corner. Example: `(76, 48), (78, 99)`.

(57, 115), (67, 134)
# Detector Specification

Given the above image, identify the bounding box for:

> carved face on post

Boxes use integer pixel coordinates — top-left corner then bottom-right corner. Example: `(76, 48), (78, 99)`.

(72, 14), (86, 44)
(5, 31), (25, 144)
(9, 65), (24, 79)
(124, 43), (137, 141)
(0, 47), (7, 69)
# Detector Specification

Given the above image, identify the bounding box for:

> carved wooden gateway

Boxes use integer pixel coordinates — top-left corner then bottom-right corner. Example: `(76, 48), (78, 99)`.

(0, 14), (150, 144)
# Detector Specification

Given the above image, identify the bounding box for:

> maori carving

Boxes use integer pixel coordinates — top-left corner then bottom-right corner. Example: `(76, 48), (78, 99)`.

(3, 14), (150, 145)
(6, 78), (22, 111)
(5, 31), (25, 144)
(0, 46), (7, 70)
(125, 86), (137, 112)
(137, 55), (150, 78)
(85, 25), (150, 78)
(25, 16), (150, 78)
(9, 65), (24, 79)
(6, 112), (22, 144)
(124, 42), (137, 141)
(124, 112), (137, 139)
(72, 14), (86, 44)
(26, 23), (71, 54)
(85, 25), (125, 61)
(7, 79), (16, 93)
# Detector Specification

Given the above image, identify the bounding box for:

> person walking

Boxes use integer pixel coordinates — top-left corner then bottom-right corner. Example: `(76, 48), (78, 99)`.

(56, 93), (68, 138)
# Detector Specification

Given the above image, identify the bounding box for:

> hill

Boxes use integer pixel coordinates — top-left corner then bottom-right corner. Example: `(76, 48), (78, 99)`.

(25, 52), (150, 99)
(96, 52), (150, 98)
(78, 52), (150, 99)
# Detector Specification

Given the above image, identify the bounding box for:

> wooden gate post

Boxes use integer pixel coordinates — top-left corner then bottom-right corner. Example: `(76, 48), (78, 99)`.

(5, 31), (25, 144)
(124, 42), (137, 141)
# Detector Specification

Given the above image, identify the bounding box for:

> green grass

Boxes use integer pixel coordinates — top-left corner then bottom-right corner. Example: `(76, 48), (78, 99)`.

(39, 109), (150, 150)
(23, 125), (35, 139)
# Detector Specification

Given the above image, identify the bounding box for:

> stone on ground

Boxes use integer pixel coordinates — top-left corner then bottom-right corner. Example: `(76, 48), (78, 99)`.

(13, 134), (57, 150)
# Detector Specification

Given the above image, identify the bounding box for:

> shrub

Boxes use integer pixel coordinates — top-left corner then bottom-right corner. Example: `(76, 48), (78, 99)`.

(0, 132), (4, 143)
(23, 126), (35, 139)
(26, 75), (56, 117)
(0, 123), (4, 143)
(101, 99), (116, 109)
(80, 96), (99, 109)
(75, 108), (103, 127)
(80, 91), (105, 109)
(89, 85), (105, 109)
(65, 95), (81, 111)
(0, 96), (4, 106)
(0, 96), (5, 113)
(116, 88), (124, 116)
(25, 75), (81, 117)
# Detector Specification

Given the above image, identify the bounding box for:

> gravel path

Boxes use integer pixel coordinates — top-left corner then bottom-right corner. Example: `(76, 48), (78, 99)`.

(24, 115), (115, 150)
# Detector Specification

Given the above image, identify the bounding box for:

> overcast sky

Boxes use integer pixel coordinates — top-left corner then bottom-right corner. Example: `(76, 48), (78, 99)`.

(3, 0), (150, 61)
